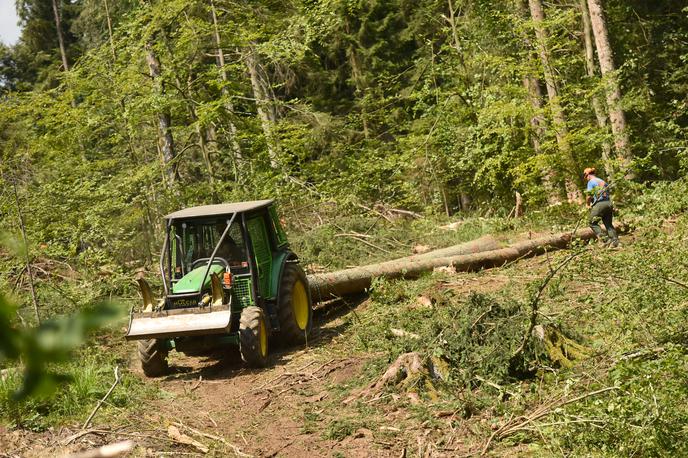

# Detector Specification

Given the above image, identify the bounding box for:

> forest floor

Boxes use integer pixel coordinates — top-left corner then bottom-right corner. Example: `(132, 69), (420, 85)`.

(1, 231), (589, 458)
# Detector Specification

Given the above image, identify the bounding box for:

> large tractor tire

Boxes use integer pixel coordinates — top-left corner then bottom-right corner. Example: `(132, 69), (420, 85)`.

(278, 264), (313, 346)
(137, 339), (169, 377)
(239, 306), (269, 367)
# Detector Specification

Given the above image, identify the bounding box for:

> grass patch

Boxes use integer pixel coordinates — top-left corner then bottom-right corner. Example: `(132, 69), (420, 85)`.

(0, 343), (155, 430)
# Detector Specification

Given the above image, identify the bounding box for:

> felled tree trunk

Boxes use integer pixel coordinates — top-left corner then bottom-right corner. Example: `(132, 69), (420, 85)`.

(308, 229), (600, 300)
(308, 236), (500, 299)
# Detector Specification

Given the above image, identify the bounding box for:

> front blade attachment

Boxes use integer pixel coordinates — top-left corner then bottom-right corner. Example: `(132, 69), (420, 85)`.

(125, 305), (231, 340)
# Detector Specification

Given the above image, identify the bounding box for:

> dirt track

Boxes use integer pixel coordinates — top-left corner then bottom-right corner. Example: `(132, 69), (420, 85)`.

(145, 313), (383, 457)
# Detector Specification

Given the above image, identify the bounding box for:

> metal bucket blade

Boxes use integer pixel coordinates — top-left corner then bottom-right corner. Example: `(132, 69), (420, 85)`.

(125, 307), (232, 340)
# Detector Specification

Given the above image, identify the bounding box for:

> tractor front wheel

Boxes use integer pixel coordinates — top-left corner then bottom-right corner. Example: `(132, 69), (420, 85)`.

(278, 264), (313, 345)
(239, 306), (270, 367)
(137, 339), (169, 377)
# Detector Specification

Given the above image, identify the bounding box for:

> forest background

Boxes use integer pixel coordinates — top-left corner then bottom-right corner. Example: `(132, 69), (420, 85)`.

(1, 0), (687, 271)
(0, 0), (687, 454)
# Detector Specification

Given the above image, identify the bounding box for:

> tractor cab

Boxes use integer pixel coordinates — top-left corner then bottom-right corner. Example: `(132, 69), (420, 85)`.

(126, 200), (313, 377)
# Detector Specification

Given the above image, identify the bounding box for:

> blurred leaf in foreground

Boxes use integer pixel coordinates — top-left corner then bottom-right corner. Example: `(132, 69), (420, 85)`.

(0, 292), (124, 399)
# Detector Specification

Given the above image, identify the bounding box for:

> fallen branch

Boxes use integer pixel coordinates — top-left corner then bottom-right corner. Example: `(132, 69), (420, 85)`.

(168, 425), (209, 453)
(387, 208), (423, 219)
(62, 429), (109, 446)
(334, 233), (392, 254)
(480, 386), (618, 455)
(172, 421), (252, 457)
(511, 249), (586, 362)
(67, 440), (134, 458)
(83, 366), (120, 429)
(390, 328), (420, 339)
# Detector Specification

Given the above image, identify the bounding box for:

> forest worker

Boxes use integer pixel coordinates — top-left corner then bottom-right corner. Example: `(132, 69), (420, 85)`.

(583, 167), (619, 247)
(214, 222), (246, 265)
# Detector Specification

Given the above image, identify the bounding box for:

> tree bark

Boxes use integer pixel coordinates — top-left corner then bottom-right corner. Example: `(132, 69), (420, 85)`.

(517, 0), (562, 204)
(528, 0), (582, 203)
(580, 0), (613, 179)
(245, 45), (280, 169)
(308, 229), (601, 300)
(348, 47), (370, 139)
(210, 0), (243, 170)
(308, 236), (500, 299)
(12, 180), (40, 324)
(514, 191), (523, 217)
(523, 74), (561, 204)
(51, 0), (70, 72)
(103, 0), (116, 60)
(145, 43), (177, 185)
(586, 0), (632, 176)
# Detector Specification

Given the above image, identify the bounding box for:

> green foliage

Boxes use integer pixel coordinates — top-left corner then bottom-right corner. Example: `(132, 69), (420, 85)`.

(0, 292), (125, 400)
(547, 346), (688, 456)
(323, 418), (360, 441)
(351, 275), (578, 391)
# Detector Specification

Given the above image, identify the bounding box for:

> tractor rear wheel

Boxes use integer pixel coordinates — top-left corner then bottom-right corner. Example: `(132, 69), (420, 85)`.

(239, 306), (269, 367)
(137, 339), (169, 377)
(278, 264), (313, 345)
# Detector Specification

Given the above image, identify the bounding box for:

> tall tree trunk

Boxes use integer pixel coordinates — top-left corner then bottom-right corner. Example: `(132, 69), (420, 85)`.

(12, 180), (40, 324)
(210, 0), (243, 171)
(586, 0), (632, 176)
(516, 0), (562, 204)
(348, 47), (370, 139)
(103, 0), (116, 60)
(523, 75), (561, 204)
(145, 43), (177, 185)
(51, 0), (70, 72)
(446, 0), (467, 69)
(528, 0), (582, 203)
(580, 0), (613, 179)
(246, 45), (280, 169)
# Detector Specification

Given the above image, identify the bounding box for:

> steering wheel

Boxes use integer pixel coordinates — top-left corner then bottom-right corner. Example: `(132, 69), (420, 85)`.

(191, 257), (230, 270)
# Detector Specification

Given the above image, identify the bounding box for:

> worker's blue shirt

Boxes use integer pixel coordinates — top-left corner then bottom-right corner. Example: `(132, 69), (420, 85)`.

(587, 177), (609, 203)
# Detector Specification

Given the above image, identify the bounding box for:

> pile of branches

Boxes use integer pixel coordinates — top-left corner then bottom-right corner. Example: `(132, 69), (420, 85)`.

(352, 290), (590, 403)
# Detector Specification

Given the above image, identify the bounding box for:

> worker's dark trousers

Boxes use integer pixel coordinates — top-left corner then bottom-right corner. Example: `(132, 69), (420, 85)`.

(589, 200), (618, 243)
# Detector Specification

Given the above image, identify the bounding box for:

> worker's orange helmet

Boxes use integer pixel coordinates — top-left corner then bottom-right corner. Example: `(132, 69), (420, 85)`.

(583, 167), (596, 178)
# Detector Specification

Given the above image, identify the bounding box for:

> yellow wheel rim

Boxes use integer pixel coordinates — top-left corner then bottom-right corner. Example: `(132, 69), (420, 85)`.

(292, 280), (310, 330)
(259, 318), (268, 357)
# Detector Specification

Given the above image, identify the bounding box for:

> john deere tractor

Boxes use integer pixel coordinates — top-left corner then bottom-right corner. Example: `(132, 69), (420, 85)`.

(125, 200), (313, 377)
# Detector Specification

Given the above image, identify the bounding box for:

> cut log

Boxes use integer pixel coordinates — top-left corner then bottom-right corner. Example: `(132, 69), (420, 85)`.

(308, 228), (601, 300)
(403, 235), (499, 262)
(308, 236), (500, 300)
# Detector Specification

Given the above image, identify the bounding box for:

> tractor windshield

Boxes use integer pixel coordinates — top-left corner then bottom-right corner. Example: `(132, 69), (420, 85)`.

(170, 219), (247, 276)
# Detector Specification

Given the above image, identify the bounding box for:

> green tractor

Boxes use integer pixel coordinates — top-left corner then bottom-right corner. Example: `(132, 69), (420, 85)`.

(125, 200), (313, 377)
